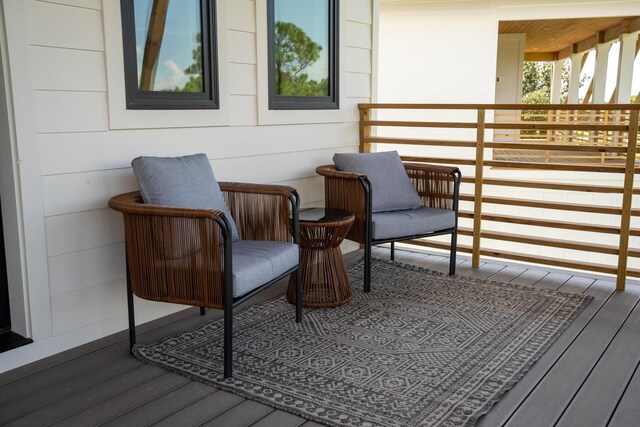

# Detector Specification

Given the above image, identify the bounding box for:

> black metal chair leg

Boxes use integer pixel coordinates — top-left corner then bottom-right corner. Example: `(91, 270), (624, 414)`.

(364, 242), (372, 292)
(390, 242), (395, 261)
(449, 231), (458, 276)
(125, 255), (136, 352)
(223, 304), (233, 379)
(295, 268), (302, 323)
(200, 307), (206, 315)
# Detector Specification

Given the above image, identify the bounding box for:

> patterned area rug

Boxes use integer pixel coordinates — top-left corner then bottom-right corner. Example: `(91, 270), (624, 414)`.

(134, 258), (592, 427)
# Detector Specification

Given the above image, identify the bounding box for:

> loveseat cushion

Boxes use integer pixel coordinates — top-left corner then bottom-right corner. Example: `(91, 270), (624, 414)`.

(132, 153), (240, 241)
(333, 151), (423, 213)
(232, 240), (299, 298)
(371, 207), (455, 241)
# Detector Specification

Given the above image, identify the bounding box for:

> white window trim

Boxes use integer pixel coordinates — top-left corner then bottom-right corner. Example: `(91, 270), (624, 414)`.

(102, 0), (230, 130)
(255, 0), (350, 125)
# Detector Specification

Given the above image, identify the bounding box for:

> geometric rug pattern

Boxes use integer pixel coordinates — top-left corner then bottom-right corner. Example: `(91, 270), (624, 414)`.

(135, 258), (592, 426)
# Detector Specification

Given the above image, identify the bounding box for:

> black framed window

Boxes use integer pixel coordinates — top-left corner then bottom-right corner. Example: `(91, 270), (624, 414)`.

(267, 0), (339, 110)
(120, 0), (219, 109)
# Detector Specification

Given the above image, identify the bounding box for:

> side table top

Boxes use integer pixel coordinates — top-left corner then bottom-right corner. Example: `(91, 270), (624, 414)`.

(298, 208), (353, 223)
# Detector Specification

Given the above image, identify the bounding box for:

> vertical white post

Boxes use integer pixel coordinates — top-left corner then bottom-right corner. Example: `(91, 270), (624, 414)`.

(567, 53), (583, 104)
(614, 33), (638, 103)
(592, 43), (611, 104)
(550, 59), (564, 104)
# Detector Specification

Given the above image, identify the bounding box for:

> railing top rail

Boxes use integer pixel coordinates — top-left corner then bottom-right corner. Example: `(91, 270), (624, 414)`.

(358, 103), (640, 111)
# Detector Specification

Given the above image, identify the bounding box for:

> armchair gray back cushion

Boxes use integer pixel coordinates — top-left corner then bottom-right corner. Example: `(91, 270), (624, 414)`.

(131, 153), (240, 241)
(333, 151), (423, 213)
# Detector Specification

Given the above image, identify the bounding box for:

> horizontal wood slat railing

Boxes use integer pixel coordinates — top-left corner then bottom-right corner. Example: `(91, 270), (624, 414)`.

(358, 103), (640, 290)
(492, 109), (634, 166)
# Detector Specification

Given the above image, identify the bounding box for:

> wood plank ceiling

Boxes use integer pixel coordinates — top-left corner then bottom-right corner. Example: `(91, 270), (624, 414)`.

(500, 17), (640, 60)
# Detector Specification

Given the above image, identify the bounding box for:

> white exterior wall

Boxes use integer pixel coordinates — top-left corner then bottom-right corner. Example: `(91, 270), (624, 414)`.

(378, 0), (640, 274)
(0, 0), (375, 372)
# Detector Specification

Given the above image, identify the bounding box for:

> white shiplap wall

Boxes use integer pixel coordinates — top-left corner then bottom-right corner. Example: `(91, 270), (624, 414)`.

(0, 0), (374, 370)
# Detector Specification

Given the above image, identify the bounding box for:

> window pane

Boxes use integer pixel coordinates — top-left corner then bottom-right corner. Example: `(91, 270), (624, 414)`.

(134, 0), (203, 92)
(273, 0), (329, 97)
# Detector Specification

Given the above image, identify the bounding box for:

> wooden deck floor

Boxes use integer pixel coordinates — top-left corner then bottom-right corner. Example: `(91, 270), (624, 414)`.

(1, 247), (640, 427)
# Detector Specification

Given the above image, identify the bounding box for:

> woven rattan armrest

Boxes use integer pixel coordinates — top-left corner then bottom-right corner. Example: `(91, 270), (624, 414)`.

(316, 165), (365, 181)
(219, 182), (297, 198)
(403, 162), (460, 176)
(108, 191), (225, 221)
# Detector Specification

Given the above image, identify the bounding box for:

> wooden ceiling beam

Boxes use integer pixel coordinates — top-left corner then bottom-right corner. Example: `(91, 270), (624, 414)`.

(575, 35), (598, 54)
(524, 52), (558, 61)
(603, 17), (640, 44)
(554, 19), (639, 61)
(557, 44), (574, 60)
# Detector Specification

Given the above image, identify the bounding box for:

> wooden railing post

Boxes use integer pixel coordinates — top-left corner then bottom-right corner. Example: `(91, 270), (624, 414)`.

(616, 109), (639, 291)
(359, 107), (371, 153)
(472, 109), (486, 268)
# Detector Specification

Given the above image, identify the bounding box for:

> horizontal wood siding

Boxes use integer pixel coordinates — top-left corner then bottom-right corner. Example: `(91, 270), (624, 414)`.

(8, 0), (374, 344)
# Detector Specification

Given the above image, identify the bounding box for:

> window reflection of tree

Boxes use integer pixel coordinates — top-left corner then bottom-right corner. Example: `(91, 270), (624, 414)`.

(274, 22), (328, 96)
(177, 33), (204, 93)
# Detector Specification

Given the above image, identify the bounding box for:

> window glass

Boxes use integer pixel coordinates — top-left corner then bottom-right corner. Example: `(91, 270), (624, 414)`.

(273, 0), (329, 97)
(268, 0), (338, 110)
(121, 0), (218, 109)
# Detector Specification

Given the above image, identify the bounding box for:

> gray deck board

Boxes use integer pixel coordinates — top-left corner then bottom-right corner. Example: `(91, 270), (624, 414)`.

(556, 296), (640, 427)
(103, 381), (216, 427)
(533, 271), (572, 290)
(0, 355), (141, 424)
(394, 251), (430, 264)
(457, 259), (484, 276)
(554, 276), (596, 293)
(465, 261), (506, 279)
(1, 247), (639, 427)
(509, 268), (549, 286)
(152, 390), (244, 427)
(53, 373), (189, 427)
(503, 281), (640, 427)
(0, 343), (129, 405)
(487, 265), (528, 283)
(5, 365), (166, 427)
(608, 362), (640, 426)
(423, 256), (466, 273)
(249, 410), (307, 427)
(476, 278), (615, 427)
(200, 399), (274, 426)
(414, 254), (448, 269)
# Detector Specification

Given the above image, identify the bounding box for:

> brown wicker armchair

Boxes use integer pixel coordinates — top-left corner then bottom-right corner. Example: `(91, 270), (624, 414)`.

(108, 183), (301, 379)
(316, 162), (461, 292)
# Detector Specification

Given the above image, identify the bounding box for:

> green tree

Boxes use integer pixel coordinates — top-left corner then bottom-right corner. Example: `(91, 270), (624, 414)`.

(521, 62), (553, 137)
(522, 88), (550, 105)
(169, 33), (203, 93)
(274, 21), (327, 96)
(522, 61), (551, 99)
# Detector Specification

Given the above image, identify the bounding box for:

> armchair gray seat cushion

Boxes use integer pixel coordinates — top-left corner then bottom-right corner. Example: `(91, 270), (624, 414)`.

(371, 207), (456, 240)
(131, 153), (240, 241)
(232, 240), (299, 298)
